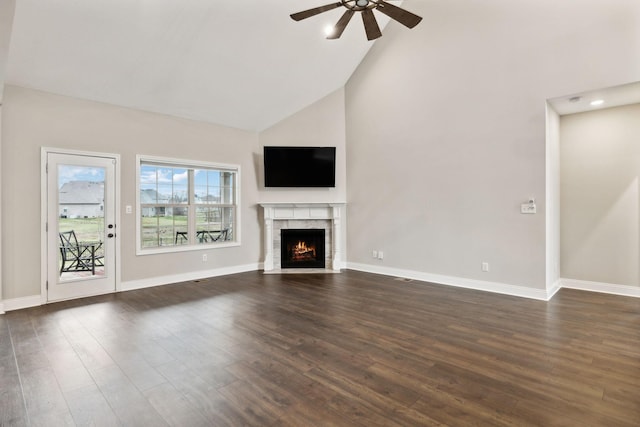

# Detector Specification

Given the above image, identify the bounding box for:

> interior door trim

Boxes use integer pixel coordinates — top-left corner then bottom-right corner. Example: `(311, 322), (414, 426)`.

(40, 147), (122, 304)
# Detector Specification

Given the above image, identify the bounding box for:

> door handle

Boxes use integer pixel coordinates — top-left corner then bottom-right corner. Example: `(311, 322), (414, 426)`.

(107, 233), (115, 238)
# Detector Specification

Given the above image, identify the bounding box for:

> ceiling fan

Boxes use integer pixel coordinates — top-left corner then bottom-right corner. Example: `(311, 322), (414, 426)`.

(290, 0), (422, 41)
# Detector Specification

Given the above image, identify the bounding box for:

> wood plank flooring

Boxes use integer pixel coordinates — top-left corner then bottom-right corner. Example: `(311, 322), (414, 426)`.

(1, 270), (639, 426)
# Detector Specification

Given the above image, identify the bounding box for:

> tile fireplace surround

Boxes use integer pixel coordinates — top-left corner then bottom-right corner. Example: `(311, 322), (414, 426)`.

(260, 203), (345, 272)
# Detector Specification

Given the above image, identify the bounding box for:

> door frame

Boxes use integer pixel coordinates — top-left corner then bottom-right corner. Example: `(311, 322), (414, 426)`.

(40, 147), (122, 304)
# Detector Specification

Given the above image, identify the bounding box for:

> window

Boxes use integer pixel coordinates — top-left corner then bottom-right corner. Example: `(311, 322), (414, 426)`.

(137, 155), (239, 253)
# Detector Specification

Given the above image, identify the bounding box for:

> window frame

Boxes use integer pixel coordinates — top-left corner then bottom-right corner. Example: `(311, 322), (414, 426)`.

(136, 155), (241, 255)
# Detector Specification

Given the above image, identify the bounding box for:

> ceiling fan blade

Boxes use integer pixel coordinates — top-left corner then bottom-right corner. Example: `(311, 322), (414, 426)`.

(290, 2), (343, 21)
(361, 8), (382, 40)
(327, 9), (355, 39)
(376, 0), (422, 28)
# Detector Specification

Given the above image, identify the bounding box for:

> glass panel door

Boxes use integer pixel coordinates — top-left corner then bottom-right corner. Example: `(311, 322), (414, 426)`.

(47, 152), (116, 302)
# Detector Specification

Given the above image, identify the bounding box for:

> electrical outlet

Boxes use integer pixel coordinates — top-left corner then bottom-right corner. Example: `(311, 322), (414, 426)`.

(378, 251), (384, 260)
(372, 250), (378, 258)
(125, 205), (132, 214)
(482, 262), (489, 272)
(202, 254), (208, 262)
(521, 203), (536, 214)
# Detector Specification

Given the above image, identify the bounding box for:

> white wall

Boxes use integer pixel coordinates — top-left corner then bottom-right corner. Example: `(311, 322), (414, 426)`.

(3, 0), (640, 302)
(257, 88), (348, 266)
(1, 85), (348, 302)
(345, 0), (640, 290)
(0, 0), (16, 311)
(258, 88), (347, 204)
(0, 107), (3, 312)
(1, 86), (261, 299)
(560, 103), (640, 287)
(0, 0), (15, 101)
(546, 104), (561, 292)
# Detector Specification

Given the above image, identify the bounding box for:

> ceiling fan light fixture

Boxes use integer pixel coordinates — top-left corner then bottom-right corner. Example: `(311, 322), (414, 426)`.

(290, 0), (423, 40)
(324, 24), (335, 36)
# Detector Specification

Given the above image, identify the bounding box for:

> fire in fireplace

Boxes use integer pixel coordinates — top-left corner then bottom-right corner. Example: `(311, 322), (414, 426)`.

(281, 229), (325, 269)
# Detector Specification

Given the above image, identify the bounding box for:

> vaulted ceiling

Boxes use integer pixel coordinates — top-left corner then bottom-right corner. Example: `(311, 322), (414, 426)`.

(2, 1), (638, 130)
(2, 0), (401, 131)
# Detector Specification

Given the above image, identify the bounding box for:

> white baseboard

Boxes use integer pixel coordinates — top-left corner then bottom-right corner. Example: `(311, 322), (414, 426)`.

(120, 263), (261, 292)
(347, 262), (552, 300)
(2, 294), (42, 312)
(561, 278), (640, 298)
(3, 266), (639, 314)
(0, 263), (262, 313)
(547, 279), (562, 299)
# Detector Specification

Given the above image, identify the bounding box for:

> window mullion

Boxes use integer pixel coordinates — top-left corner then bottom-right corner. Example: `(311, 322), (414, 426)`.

(188, 169), (196, 244)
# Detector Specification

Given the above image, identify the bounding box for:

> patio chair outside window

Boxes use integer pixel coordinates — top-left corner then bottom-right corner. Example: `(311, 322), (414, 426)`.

(59, 230), (104, 276)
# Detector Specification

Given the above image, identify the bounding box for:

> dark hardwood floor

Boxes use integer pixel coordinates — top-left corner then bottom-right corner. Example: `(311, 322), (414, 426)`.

(1, 270), (639, 426)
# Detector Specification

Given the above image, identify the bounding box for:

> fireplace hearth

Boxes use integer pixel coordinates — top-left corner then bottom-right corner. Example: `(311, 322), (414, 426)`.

(281, 229), (325, 269)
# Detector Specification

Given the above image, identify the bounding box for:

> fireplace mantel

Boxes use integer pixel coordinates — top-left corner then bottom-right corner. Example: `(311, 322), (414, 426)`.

(260, 203), (345, 272)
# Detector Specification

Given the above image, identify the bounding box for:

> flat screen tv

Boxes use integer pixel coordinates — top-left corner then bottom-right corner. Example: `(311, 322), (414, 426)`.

(264, 146), (336, 188)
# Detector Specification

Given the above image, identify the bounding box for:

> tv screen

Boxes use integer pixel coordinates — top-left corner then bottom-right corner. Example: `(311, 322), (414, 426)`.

(264, 146), (336, 188)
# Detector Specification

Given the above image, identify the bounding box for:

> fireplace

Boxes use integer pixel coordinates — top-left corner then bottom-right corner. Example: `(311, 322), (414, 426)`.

(281, 229), (325, 269)
(260, 203), (345, 272)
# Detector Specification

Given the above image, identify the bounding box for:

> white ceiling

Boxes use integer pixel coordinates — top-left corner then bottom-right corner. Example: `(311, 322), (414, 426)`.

(4, 0), (397, 131)
(548, 80), (640, 116)
(5, 1), (638, 128)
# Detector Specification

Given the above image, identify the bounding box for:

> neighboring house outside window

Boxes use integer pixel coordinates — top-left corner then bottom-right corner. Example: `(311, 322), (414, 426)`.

(59, 181), (104, 218)
(137, 155), (240, 254)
